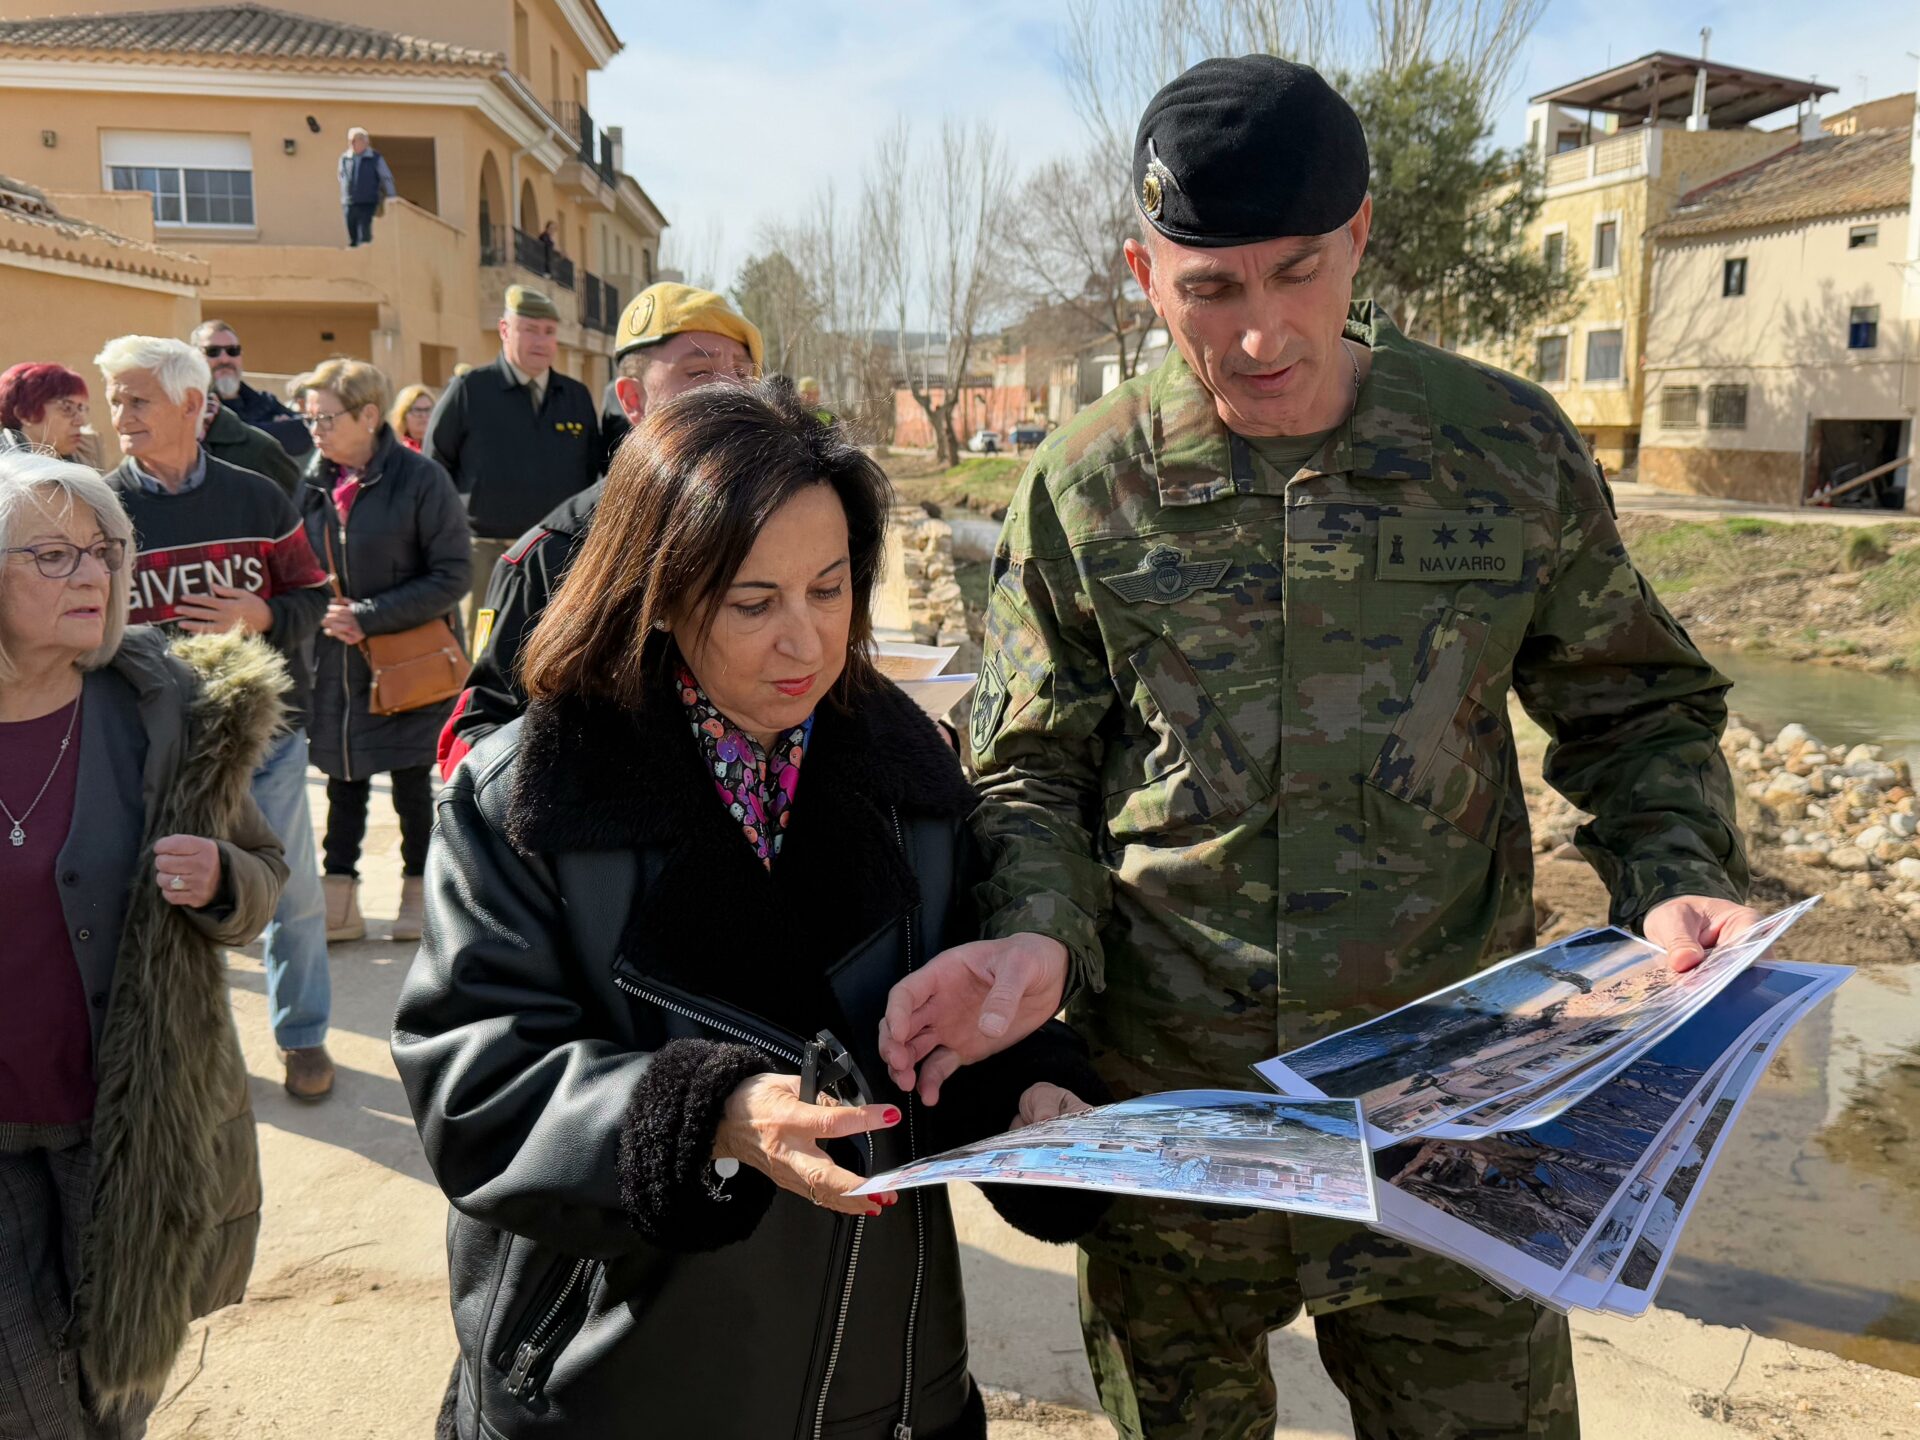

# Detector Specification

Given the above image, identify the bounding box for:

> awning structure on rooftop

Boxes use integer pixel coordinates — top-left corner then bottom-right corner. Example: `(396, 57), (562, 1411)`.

(1531, 52), (1833, 128)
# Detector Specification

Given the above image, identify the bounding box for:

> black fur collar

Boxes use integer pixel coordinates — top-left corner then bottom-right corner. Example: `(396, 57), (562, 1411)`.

(507, 672), (975, 857)
(504, 672), (976, 1025)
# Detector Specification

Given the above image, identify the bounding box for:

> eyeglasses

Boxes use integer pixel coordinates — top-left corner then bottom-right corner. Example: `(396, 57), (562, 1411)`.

(302, 409), (350, 432)
(201, 345), (243, 358)
(3, 539), (127, 578)
(47, 399), (88, 420)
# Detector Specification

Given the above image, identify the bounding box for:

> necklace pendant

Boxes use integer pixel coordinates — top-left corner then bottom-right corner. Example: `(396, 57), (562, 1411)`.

(8, 823), (23, 847)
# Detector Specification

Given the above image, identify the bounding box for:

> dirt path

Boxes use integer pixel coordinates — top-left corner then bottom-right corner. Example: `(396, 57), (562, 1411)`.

(1610, 480), (1907, 529)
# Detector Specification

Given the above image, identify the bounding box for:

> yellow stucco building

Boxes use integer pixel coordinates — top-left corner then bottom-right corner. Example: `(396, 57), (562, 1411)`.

(1638, 106), (1915, 509)
(1464, 52), (1829, 475)
(0, 0), (665, 399)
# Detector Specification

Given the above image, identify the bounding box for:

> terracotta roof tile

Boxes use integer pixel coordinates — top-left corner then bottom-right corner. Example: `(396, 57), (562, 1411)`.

(1658, 127), (1911, 239)
(0, 175), (209, 286)
(0, 3), (500, 70)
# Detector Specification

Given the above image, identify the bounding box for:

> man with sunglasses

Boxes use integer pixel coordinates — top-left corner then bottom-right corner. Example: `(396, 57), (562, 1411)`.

(188, 319), (312, 460)
(97, 334), (339, 1102)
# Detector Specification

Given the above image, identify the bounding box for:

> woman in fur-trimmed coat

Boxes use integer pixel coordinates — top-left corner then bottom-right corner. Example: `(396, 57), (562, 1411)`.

(396, 381), (1108, 1440)
(0, 449), (288, 1438)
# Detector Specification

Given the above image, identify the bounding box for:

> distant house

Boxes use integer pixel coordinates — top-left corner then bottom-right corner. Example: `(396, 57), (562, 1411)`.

(1457, 51), (1833, 476)
(0, 1), (666, 393)
(1638, 111), (1914, 509)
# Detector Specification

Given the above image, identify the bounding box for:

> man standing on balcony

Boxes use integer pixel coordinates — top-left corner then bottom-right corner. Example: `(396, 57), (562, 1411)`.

(426, 285), (600, 642)
(189, 319), (312, 460)
(338, 127), (396, 248)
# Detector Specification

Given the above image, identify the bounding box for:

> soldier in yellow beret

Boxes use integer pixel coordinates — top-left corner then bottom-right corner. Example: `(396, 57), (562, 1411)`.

(442, 284), (763, 775)
(596, 282), (765, 465)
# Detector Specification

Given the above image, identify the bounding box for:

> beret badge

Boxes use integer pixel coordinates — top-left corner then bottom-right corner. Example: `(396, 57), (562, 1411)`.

(1140, 140), (1176, 221)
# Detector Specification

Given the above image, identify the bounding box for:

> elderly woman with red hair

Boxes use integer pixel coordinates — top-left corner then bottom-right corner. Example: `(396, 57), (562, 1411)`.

(0, 364), (94, 463)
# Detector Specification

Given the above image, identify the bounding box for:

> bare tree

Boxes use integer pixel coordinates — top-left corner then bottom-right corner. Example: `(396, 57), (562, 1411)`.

(1060, 0), (1546, 166)
(1003, 145), (1156, 383)
(860, 120), (1012, 465)
(1061, 0), (1332, 165)
(657, 215), (727, 293)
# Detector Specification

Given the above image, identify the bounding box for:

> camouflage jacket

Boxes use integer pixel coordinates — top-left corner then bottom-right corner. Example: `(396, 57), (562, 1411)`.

(968, 302), (1748, 1310)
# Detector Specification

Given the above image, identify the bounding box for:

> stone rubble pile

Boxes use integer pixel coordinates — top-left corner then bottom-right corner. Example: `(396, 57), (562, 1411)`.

(1529, 719), (1920, 916)
(1731, 722), (1920, 912)
(896, 505), (978, 662)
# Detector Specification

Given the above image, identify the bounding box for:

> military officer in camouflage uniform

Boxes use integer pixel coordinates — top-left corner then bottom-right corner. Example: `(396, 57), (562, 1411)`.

(880, 56), (1757, 1439)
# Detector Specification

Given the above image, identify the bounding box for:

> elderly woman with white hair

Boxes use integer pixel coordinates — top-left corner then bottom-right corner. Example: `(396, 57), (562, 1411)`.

(0, 450), (288, 1437)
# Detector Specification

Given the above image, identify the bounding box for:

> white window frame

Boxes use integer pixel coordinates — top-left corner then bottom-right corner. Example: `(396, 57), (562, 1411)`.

(101, 130), (255, 231)
(1582, 326), (1626, 388)
(1541, 223), (1569, 279)
(1659, 384), (1701, 430)
(1533, 326), (1571, 388)
(1589, 211), (1622, 278)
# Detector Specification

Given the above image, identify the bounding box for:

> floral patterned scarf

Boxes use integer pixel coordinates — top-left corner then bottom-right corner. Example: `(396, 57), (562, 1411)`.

(676, 665), (810, 869)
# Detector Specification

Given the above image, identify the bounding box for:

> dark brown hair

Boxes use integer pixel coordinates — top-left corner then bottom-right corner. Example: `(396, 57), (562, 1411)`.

(523, 377), (893, 709)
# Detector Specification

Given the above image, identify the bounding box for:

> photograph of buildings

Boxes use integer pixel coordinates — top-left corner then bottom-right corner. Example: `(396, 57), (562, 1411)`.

(1261, 900), (1818, 1142)
(858, 1090), (1376, 1221)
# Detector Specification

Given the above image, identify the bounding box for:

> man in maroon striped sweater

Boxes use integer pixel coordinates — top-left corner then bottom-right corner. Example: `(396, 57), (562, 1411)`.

(98, 335), (339, 1100)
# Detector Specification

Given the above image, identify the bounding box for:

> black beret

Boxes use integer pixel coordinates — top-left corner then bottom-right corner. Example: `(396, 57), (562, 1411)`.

(1133, 55), (1369, 248)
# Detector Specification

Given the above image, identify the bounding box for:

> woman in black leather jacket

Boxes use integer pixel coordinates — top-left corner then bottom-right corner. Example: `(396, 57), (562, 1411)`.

(393, 379), (1105, 1440)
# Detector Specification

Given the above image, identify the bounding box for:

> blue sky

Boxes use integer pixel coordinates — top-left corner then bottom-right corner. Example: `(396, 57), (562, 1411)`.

(590, 0), (1918, 287)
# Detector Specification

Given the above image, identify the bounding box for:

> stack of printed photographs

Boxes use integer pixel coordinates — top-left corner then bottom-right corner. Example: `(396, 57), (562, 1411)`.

(859, 898), (1843, 1319)
(1254, 895), (1837, 1316)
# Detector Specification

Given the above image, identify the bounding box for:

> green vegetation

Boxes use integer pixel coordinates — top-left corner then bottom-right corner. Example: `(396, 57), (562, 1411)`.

(1844, 528), (1892, 572)
(885, 455), (1025, 514)
(1626, 518), (1799, 595)
(1859, 546), (1920, 621)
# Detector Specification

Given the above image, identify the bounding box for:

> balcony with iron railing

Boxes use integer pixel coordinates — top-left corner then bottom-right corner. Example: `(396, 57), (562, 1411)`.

(555, 102), (618, 189)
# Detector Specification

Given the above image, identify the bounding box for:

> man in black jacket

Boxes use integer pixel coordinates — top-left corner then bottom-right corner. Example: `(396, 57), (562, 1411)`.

(425, 285), (600, 643)
(437, 283), (761, 776)
(96, 334), (338, 1101)
(201, 393), (301, 497)
(189, 319), (313, 460)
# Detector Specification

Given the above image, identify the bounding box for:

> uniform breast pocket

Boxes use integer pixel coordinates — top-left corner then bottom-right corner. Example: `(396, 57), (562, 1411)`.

(1113, 633), (1272, 834)
(1363, 608), (1508, 848)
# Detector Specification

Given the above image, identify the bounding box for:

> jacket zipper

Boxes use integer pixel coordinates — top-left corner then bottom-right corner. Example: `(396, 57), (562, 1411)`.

(502, 1255), (593, 1399)
(611, 971), (806, 1068)
(332, 493), (356, 783)
(889, 806), (928, 1440)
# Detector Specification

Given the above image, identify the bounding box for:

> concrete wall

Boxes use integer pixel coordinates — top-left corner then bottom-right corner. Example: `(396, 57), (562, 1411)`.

(1642, 210), (1914, 456)
(0, 261), (202, 463)
(1638, 446), (1804, 503)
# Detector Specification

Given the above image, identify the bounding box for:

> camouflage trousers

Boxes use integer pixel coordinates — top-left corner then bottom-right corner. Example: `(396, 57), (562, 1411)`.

(1077, 1213), (1578, 1440)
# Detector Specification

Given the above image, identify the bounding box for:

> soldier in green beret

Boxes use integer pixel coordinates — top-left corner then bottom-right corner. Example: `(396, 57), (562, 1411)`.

(880, 55), (1757, 1440)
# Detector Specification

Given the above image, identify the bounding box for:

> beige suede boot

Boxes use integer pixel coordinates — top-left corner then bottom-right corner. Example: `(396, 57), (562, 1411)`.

(324, 873), (366, 943)
(391, 875), (425, 942)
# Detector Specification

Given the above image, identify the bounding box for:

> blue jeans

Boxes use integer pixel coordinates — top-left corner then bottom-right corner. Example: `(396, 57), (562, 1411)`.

(251, 728), (330, 1050)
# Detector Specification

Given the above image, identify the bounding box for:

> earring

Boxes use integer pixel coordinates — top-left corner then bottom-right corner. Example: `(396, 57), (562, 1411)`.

(651, 619), (669, 632)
